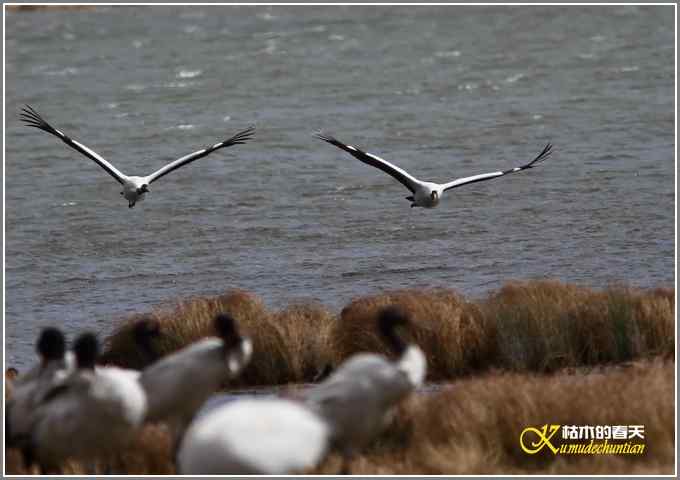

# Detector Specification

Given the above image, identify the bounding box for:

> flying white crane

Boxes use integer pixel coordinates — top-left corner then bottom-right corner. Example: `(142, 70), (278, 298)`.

(20, 105), (254, 208)
(315, 132), (552, 208)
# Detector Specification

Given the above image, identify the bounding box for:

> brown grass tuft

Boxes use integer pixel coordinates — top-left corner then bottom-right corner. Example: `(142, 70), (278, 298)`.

(98, 281), (674, 384)
(271, 302), (336, 382)
(334, 289), (492, 380)
(99, 290), (337, 386)
(221, 291), (294, 387)
(98, 313), (161, 369)
(312, 357), (675, 475)
(480, 280), (598, 371)
(100, 289), (268, 367)
(112, 423), (174, 474)
(6, 358), (673, 475)
(99, 293), (237, 368)
(5, 424), (175, 475)
(481, 280), (675, 372)
(100, 289), (293, 386)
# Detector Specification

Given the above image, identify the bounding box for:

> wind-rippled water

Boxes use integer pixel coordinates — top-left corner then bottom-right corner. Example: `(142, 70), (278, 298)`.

(5, 5), (675, 369)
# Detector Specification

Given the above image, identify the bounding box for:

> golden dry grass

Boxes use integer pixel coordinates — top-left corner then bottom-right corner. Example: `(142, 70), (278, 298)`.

(334, 288), (493, 380)
(5, 423), (174, 475)
(271, 302), (336, 381)
(100, 289), (336, 385)
(331, 280), (674, 379)
(7, 357), (672, 475)
(100, 289), (291, 386)
(311, 357), (675, 475)
(483, 280), (675, 372)
(6, 281), (674, 474)
(98, 280), (674, 383)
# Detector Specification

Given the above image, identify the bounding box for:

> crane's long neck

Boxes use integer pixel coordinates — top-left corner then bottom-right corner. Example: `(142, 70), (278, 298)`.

(378, 307), (427, 388)
(382, 327), (407, 357)
(225, 337), (253, 376)
(397, 345), (426, 388)
(133, 319), (161, 366)
(382, 321), (426, 388)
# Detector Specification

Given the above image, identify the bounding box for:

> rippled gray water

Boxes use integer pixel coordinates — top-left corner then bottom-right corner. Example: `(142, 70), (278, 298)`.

(5, 5), (675, 369)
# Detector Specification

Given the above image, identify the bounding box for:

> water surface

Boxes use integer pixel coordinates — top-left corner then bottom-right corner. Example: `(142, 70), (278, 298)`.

(5, 5), (675, 369)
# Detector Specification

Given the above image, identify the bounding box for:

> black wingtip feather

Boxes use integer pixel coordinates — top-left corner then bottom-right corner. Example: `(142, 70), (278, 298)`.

(314, 132), (370, 160)
(526, 142), (553, 168)
(225, 125), (255, 146)
(313, 131), (334, 142)
(313, 131), (346, 149)
(19, 105), (57, 135)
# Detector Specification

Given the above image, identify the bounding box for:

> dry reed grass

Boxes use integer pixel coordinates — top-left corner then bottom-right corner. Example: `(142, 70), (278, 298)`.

(271, 302), (336, 381)
(334, 288), (493, 380)
(7, 357), (672, 475)
(100, 289), (336, 385)
(311, 357), (675, 475)
(100, 289), (291, 386)
(484, 280), (675, 372)
(332, 280), (674, 379)
(5, 423), (174, 475)
(7, 281), (673, 474)
(98, 280), (674, 384)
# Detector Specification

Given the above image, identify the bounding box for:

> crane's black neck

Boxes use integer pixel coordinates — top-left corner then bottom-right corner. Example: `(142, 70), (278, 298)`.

(37, 327), (66, 363)
(73, 332), (99, 370)
(133, 318), (161, 364)
(214, 313), (243, 352)
(377, 306), (409, 356)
